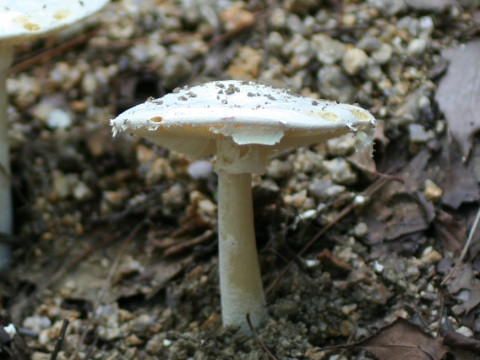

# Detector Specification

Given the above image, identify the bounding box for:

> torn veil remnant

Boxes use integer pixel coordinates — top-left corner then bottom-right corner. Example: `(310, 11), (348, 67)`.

(111, 80), (376, 330)
(0, 0), (110, 271)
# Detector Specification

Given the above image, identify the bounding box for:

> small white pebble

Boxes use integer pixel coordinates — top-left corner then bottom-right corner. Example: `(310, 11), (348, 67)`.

(342, 47), (368, 75)
(305, 259), (320, 268)
(456, 326), (474, 338)
(163, 339), (173, 347)
(297, 209), (317, 221)
(421, 246), (442, 263)
(353, 222), (368, 237)
(47, 108), (72, 130)
(423, 179), (443, 201)
(407, 38), (427, 57)
(73, 181), (93, 201)
(373, 260), (384, 273)
(341, 303), (357, 315)
(3, 324), (16, 339)
(23, 315), (51, 333)
(354, 195), (368, 205)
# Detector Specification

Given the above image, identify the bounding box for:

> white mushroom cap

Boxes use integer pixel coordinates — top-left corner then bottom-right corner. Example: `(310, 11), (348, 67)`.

(0, 0), (110, 45)
(111, 80), (376, 173)
(111, 81), (377, 330)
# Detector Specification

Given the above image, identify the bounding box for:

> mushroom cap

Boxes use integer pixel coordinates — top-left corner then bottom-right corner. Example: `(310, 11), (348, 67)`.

(0, 0), (109, 45)
(111, 80), (376, 173)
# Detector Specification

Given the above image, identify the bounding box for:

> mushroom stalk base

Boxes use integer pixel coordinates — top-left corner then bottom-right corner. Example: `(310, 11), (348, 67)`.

(0, 45), (14, 271)
(217, 170), (266, 330)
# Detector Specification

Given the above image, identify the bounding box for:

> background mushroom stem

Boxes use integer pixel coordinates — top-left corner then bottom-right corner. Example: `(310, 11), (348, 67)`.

(217, 168), (266, 329)
(0, 45), (14, 270)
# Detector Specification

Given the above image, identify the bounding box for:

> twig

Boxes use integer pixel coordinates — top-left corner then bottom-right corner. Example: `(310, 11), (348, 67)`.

(441, 206), (480, 286)
(266, 173), (393, 295)
(9, 29), (100, 74)
(164, 229), (215, 257)
(246, 313), (278, 360)
(50, 319), (69, 360)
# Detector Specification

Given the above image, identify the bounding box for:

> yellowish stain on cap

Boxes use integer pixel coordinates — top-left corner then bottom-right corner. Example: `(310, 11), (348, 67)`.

(350, 108), (371, 122)
(315, 111), (338, 123)
(53, 9), (71, 21)
(23, 22), (40, 31)
(13, 15), (41, 31)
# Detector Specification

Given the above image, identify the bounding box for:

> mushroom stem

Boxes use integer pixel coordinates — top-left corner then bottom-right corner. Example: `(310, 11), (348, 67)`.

(217, 169), (266, 329)
(0, 45), (14, 270)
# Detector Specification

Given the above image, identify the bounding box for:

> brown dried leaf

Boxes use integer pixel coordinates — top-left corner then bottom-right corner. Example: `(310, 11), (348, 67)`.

(448, 263), (480, 294)
(435, 40), (480, 160)
(439, 154), (480, 208)
(357, 319), (447, 360)
(384, 193), (435, 240)
(433, 209), (466, 253)
(448, 263), (480, 314)
(322, 318), (480, 360)
(453, 288), (480, 315)
(319, 318), (448, 360)
(319, 318), (480, 359)
(443, 330), (480, 359)
(363, 150), (435, 243)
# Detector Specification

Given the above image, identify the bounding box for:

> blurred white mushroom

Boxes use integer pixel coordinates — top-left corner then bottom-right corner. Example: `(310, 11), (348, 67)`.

(0, 0), (109, 270)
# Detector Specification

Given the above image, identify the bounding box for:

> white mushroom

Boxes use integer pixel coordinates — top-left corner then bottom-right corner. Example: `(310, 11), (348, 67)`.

(110, 80), (376, 330)
(0, 0), (109, 270)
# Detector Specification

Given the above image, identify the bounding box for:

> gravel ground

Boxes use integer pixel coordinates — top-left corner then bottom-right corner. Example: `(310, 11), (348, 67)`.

(1, 0), (480, 359)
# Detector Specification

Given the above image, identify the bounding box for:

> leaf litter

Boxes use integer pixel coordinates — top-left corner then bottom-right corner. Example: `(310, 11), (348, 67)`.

(318, 318), (480, 360)
(435, 40), (480, 161)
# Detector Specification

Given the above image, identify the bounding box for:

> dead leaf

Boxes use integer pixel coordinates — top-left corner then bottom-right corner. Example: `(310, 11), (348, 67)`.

(433, 209), (466, 253)
(318, 318), (480, 360)
(443, 330), (480, 356)
(469, 139), (480, 182)
(356, 318), (447, 360)
(439, 154), (480, 208)
(447, 263), (480, 314)
(318, 318), (448, 360)
(387, 193), (435, 240)
(363, 150), (435, 244)
(449, 263), (478, 291)
(435, 40), (480, 160)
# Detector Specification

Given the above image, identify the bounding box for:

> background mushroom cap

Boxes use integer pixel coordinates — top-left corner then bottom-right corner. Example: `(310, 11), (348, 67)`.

(0, 0), (109, 45)
(111, 80), (376, 170)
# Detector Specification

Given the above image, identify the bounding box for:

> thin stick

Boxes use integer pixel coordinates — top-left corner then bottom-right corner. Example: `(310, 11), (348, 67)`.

(441, 206), (480, 286)
(164, 229), (215, 257)
(9, 29), (100, 74)
(50, 319), (69, 360)
(246, 313), (278, 360)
